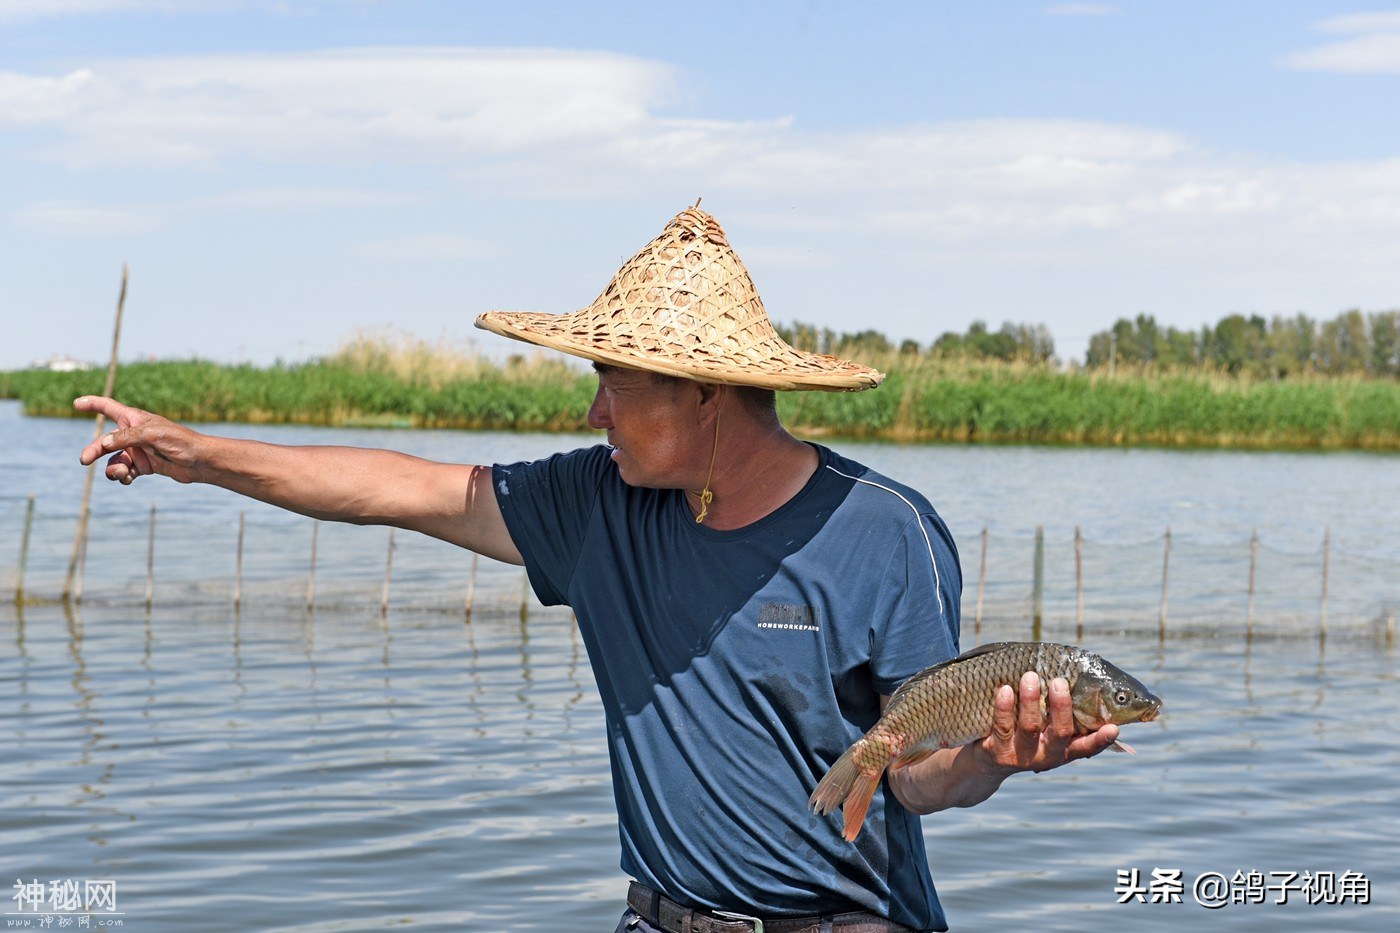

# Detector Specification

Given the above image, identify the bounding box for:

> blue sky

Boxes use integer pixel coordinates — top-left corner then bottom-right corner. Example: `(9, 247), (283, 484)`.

(3, 0), (1398, 370)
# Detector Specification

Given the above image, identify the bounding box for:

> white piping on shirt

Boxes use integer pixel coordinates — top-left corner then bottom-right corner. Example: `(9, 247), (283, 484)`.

(824, 465), (944, 616)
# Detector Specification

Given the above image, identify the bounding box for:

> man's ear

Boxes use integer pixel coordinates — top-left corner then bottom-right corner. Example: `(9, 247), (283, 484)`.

(695, 381), (726, 426)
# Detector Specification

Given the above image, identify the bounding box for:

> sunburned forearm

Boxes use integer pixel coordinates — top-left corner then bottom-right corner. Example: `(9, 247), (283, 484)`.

(76, 395), (521, 562)
(192, 437), (440, 523)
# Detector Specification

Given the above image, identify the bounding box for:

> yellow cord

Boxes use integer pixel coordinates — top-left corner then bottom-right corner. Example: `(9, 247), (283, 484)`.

(695, 407), (721, 524)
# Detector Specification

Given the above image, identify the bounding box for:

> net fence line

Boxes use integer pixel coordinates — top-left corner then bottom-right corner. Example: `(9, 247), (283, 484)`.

(3, 499), (1396, 644)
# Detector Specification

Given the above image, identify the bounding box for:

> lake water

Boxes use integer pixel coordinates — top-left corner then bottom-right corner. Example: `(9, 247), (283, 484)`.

(3, 400), (1398, 931)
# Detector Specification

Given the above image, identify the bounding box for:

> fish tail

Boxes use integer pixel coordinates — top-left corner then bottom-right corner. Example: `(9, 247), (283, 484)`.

(809, 743), (884, 842)
(839, 771), (882, 842)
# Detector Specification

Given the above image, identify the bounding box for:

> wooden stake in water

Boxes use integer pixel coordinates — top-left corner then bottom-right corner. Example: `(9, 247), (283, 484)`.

(306, 521), (319, 612)
(1246, 528), (1258, 639)
(144, 502), (157, 611)
(16, 494), (35, 605)
(1074, 525), (1084, 640)
(1032, 525), (1044, 642)
(465, 551), (479, 620)
(1158, 526), (1172, 638)
(1319, 528), (1330, 639)
(519, 567), (530, 624)
(381, 527), (396, 616)
(64, 264), (128, 603)
(975, 524), (987, 636)
(233, 511), (246, 612)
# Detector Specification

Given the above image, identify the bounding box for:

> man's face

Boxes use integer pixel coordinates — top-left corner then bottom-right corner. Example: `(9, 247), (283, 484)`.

(586, 364), (707, 488)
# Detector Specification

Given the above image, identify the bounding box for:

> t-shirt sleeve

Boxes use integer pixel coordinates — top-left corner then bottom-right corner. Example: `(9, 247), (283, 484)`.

(868, 510), (963, 696)
(491, 446), (610, 606)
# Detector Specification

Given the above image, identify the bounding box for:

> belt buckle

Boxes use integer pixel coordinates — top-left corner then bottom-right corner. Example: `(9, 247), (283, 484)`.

(713, 910), (764, 933)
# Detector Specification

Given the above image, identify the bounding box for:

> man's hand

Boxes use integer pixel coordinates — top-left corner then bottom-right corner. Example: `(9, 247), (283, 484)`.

(982, 672), (1120, 774)
(75, 396), (203, 485)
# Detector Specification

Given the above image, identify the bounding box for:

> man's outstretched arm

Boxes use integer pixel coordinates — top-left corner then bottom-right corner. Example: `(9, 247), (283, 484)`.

(75, 395), (522, 564)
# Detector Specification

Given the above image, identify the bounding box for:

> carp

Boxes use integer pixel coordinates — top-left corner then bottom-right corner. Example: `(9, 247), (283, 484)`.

(809, 641), (1162, 841)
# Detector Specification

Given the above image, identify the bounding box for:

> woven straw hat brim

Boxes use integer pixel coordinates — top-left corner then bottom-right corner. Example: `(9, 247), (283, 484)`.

(474, 206), (884, 392)
(476, 311), (883, 391)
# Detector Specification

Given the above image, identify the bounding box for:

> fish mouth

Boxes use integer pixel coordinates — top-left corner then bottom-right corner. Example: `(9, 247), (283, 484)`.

(1139, 698), (1163, 722)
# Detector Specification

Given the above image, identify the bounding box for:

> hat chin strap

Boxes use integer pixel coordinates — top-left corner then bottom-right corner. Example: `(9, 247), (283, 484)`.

(694, 407), (721, 525)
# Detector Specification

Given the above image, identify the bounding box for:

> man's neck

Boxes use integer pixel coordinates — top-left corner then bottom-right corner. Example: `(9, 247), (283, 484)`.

(686, 426), (819, 531)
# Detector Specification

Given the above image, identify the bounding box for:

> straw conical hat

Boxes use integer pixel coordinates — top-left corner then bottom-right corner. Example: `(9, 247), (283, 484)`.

(475, 205), (884, 391)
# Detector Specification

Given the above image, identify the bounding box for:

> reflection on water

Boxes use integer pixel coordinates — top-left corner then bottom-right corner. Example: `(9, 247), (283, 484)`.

(3, 600), (1396, 932)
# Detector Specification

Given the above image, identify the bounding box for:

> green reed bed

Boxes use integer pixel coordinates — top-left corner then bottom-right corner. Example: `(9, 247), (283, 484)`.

(6, 353), (1398, 450)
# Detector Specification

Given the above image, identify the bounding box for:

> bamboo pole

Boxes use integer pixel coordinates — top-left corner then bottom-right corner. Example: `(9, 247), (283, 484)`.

(306, 521), (319, 612)
(15, 495), (35, 605)
(465, 551), (479, 619)
(975, 524), (987, 637)
(1032, 525), (1044, 642)
(1074, 525), (1083, 640)
(380, 527), (395, 616)
(233, 511), (246, 612)
(519, 567), (530, 624)
(1158, 526), (1172, 638)
(1319, 528), (1330, 640)
(64, 264), (128, 602)
(144, 502), (156, 611)
(1246, 529), (1257, 639)
(75, 531), (90, 603)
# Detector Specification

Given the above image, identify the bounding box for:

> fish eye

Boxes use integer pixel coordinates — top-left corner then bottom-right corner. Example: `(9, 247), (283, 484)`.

(1115, 689), (1131, 704)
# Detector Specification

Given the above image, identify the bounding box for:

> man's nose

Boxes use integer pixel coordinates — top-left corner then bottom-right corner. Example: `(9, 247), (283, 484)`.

(586, 386), (610, 430)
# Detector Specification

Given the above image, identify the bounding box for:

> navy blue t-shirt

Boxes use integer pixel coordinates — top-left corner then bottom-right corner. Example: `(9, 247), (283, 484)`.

(493, 443), (961, 931)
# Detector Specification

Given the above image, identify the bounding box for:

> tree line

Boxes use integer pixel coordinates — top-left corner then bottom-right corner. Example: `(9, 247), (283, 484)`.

(777, 308), (1400, 377)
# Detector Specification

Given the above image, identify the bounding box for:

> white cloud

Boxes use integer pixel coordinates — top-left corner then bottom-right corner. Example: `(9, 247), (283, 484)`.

(1282, 10), (1400, 73)
(0, 48), (674, 167)
(0, 0), (366, 20)
(6, 46), (1400, 321)
(14, 201), (161, 234)
(1315, 11), (1400, 34)
(0, 0), (220, 19)
(197, 186), (416, 211)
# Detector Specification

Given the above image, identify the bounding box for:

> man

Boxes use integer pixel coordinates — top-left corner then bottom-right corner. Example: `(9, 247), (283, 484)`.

(77, 206), (1119, 932)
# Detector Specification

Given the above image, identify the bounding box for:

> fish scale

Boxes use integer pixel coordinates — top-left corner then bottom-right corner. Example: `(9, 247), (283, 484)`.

(809, 641), (1161, 842)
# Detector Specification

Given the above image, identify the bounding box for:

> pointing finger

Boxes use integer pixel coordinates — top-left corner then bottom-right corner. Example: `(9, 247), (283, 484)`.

(73, 395), (136, 423)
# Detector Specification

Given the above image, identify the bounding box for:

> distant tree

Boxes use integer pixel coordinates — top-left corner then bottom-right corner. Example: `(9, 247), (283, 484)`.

(833, 329), (893, 356)
(1317, 309), (1369, 374)
(932, 320), (1053, 362)
(1370, 311), (1400, 376)
(1203, 314), (1268, 374)
(1086, 314), (1191, 368)
(776, 322), (834, 354)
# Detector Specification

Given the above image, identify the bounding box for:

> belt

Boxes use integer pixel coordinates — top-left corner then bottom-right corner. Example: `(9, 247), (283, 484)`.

(626, 881), (912, 933)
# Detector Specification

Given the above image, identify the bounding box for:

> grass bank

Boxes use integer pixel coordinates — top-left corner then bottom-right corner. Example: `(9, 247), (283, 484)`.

(5, 348), (1398, 450)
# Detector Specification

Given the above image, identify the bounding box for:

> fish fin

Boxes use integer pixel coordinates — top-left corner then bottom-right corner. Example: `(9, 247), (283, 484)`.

(809, 748), (862, 816)
(841, 772), (882, 842)
(1109, 739), (1137, 754)
(889, 746), (937, 771)
(809, 746), (883, 842)
(952, 641), (1018, 661)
